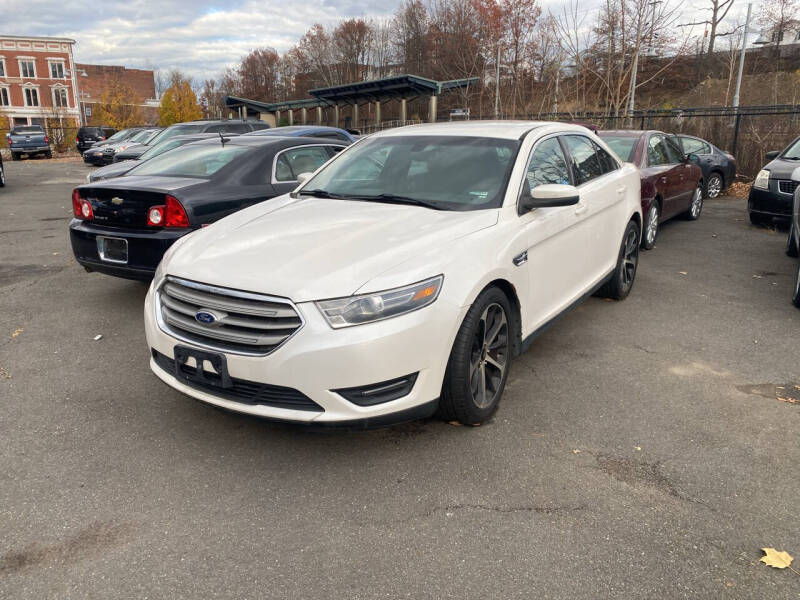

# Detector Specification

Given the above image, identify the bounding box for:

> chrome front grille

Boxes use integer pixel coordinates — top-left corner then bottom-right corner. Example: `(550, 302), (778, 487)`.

(157, 277), (303, 355)
(779, 180), (799, 194)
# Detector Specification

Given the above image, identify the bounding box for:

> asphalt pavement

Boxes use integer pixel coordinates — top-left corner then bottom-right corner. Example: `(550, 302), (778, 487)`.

(1, 157), (799, 599)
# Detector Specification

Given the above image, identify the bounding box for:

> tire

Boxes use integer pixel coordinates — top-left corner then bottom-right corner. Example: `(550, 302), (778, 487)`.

(705, 172), (723, 198)
(45, 150), (52, 159)
(642, 200), (659, 249)
(793, 261), (800, 309)
(438, 286), (513, 424)
(787, 223), (799, 258)
(749, 211), (770, 227)
(11, 152), (20, 161)
(0, 163), (4, 187)
(598, 220), (641, 300)
(684, 184), (703, 220)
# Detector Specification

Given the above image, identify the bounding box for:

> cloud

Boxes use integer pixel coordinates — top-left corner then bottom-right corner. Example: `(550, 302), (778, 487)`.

(2, 0), (403, 80)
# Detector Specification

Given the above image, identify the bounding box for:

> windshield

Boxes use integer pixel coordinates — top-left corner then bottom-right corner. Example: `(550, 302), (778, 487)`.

(781, 137), (800, 160)
(138, 139), (189, 161)
(107, 129), (134, 142)
(600, 136), (638, 162)
(299, 135), (520, 210)
(127, 143), (250, 178)
(129, 130), (154, 143)
(147, 124), (203, 146)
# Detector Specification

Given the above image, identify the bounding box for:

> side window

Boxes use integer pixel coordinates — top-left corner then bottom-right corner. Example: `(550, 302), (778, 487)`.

(681, 136), (710, 155)
(563, 135), (605, 185)
(224, 123), (250, 134)
(592, 141), (618, 174)
(204, 124), (224, 133)
(664, 137), (684, 163)
(274, 146), (332, 182)
(524, 137), (571, 191)
(647, 134), (672, 166)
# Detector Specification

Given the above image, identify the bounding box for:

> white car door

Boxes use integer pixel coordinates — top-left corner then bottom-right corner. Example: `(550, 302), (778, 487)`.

(517, 134), (590, 332)
(561, 134), (628, 288)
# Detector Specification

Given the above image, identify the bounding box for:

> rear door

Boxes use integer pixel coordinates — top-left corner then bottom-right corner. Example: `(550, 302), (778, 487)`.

(665, 136), (695, 214)
(646, 134), (682, 217)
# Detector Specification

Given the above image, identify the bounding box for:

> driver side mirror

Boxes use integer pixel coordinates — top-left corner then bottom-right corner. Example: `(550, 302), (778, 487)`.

(520, 184), (580, 214)
(296, 172), (313, 185)
(765, 150), (779, 161)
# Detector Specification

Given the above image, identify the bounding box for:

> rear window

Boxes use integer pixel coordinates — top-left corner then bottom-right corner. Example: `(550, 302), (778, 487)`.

(127, 144), (251, 178)
(600, 136), (638, 162)
(147, 124), (204, 146)
(12, 126), (43, 134)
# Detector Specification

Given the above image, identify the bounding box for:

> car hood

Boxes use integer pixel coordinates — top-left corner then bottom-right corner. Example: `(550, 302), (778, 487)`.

(164, 196), (499, 302)
(89, 160), (138, 181)
(765, 158), (800, 179)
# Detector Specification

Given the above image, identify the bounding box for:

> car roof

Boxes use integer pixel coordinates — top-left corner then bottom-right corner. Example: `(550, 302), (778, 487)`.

(247, 125), (348, 135)
(185, 135), (347, 148)
(373, 120), (565, 140)
(599, 130), (663, 137)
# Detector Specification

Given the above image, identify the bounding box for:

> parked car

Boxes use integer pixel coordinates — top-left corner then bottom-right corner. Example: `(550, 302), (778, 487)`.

(748, 137), (800, 226)
(76, 126), (116, 153)
(88, 133), (235, 182)
(116, 120), (272, 162)
(674, 134), (736, 198)
(70, 136), (346, 280)
(244, 125), (357, 143)
(82, 128), (145, 164)
(142, 122), (642, 427)
(95, 128), (163, 166)
(598, 130), (704, 249)
(7, 125), (51, 160)
(786, 185), (800, 307)
(0, 152), (4, 188)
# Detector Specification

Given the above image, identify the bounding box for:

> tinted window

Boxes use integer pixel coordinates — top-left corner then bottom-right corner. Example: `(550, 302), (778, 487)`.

(563, 135), (606, 185)
(303, 135), (519, 210)
(680, 136), (710, 155)
(128, 144), (251, 178)
(274, 146), (332, 182)
(647, 134), (673, 166)
(601, 136), (637, 162)
(248, 122), (270, 131)
(138, 139), (185, 161)
(664, 137), (684, 163)
(593, 142), (618, 173)
(224, 123), (251, 134)
(524, 137), (571, 190)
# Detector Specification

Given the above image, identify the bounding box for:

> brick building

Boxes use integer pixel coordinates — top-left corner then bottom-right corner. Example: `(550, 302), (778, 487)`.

(0, 35), (81, 127)
(75, 63), (157, 123)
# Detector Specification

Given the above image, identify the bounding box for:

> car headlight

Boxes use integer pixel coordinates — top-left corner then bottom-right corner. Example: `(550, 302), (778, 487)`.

(316, 275), (443, 328)
(754, 169), (770, 190)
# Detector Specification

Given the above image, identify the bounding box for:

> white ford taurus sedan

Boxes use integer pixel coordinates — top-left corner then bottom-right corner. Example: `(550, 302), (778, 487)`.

(144, 121), (642, 427)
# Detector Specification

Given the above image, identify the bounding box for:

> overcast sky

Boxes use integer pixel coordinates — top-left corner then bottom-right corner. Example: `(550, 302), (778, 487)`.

(2, 0), (754, 82)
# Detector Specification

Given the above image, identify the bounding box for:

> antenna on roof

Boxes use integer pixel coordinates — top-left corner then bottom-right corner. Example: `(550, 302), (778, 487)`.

(218, 131), (229, 147)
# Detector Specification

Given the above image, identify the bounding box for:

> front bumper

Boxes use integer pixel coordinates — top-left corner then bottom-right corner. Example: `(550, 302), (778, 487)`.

(69, 219), (189, 280)
(144, 280), (466, 425)
(83, 151), (107, 165)
(748, 184), (793, 219)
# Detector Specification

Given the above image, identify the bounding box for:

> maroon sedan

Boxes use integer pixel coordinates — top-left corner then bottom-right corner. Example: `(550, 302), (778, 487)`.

(598, 130), (704, 249)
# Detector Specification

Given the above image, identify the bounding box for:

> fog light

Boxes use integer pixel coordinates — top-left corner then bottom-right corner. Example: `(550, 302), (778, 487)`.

(334, 373), (419, 406)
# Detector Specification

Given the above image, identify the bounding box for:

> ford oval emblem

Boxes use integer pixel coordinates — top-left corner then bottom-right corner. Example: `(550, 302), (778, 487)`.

(195, 310), (218, 325)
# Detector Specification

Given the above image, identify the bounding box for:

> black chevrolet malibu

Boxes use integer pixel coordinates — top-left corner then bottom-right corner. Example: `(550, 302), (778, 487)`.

(70, 136), (348, 280)
(748, 137), (800, 225)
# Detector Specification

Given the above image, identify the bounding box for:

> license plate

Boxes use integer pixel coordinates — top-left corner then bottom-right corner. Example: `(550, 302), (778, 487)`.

(96, 236), (128, 264)
(173, 346), (232, 389)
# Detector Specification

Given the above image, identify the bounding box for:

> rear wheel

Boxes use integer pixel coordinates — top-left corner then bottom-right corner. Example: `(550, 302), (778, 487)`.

(685, 184), (703, 220)
(787, 223), (799, 257)
(705, 173), (723, 198)
(642, 201), (659, 249)
(0, 162), (4, 187)
(599, 220), (640, 300)
(45, 150), (53, 159)
(793, 261), (800, 308)
(438, 286), (512, 425)
(11, 152), (20, 161)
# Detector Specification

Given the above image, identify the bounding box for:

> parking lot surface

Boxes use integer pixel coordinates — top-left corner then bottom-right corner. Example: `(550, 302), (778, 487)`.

(1, 158), (799, 599)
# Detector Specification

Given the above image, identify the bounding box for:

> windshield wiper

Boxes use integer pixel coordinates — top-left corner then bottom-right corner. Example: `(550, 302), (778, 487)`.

(296, 189), (347, 199)
(346, 194), (447, 210)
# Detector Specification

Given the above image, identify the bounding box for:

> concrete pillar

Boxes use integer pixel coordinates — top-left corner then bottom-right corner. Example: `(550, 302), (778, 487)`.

(261, 113), (277, 128)
(288, 109), (294, 125)
(333, 105), (340, 128)
(400, 98), (407, 125)
(275, 110), (281, 125)
(316, 106), (322, 125)
(375, 100), (381, 125)
(352, 103), (359, 129)
(301, 107), (307, 125)
(428, 95), (438, 123)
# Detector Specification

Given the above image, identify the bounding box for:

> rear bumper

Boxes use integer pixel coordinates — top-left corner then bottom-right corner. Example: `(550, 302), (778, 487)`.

(12, 146), (49, 154)
(69, 219), (190, 280)
(748, 186), (792, 219)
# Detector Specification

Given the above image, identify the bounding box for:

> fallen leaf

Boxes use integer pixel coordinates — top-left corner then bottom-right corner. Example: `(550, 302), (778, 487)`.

(447, 421), (462, 427)
(711, 234), (718, 238)
(678, 271), (688, 275)
(752, 275), (763, 279)
(572, 449), (581, 454)
(93, 334), (103, 341)
(760, 547), (794, 570)
(635, 446), (642, 451)
(12, 328), (22, 338)
(776, 395), (799, 405)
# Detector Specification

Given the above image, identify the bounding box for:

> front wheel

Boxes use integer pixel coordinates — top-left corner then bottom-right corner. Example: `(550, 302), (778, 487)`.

(705, 173), (723, 198)
(786, 222), (799, 258)
(793, 261), (800, 308)
(599, 220), (640, 300)
(642, 201), (659, 249)
(0, 163), (4, 187)
(685, 184), (703, 220)
(438, 286), (512, 425)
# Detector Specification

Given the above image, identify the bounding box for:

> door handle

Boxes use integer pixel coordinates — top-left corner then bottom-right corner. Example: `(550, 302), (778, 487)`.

(661, 177), (667, 183)
(616, 186), (627, 195)
(574, 203), (588, 215)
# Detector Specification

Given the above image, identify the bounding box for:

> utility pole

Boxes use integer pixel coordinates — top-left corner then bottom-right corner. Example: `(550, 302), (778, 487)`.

(732, 2), (752, 110)
(627, 25), (642, 122)
(494, 44), (501, 119)
(553, 68), (559, 114)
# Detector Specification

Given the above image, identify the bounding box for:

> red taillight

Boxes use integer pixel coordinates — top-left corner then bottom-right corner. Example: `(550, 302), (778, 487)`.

(75, 137), (79, 143)
(72, 189), (94, 220)
(147, 196), (189, 228)
(100, 136), (106, 141)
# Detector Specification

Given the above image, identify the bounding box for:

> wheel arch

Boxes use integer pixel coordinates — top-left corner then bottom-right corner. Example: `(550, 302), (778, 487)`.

(484, 278), (523, 358)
